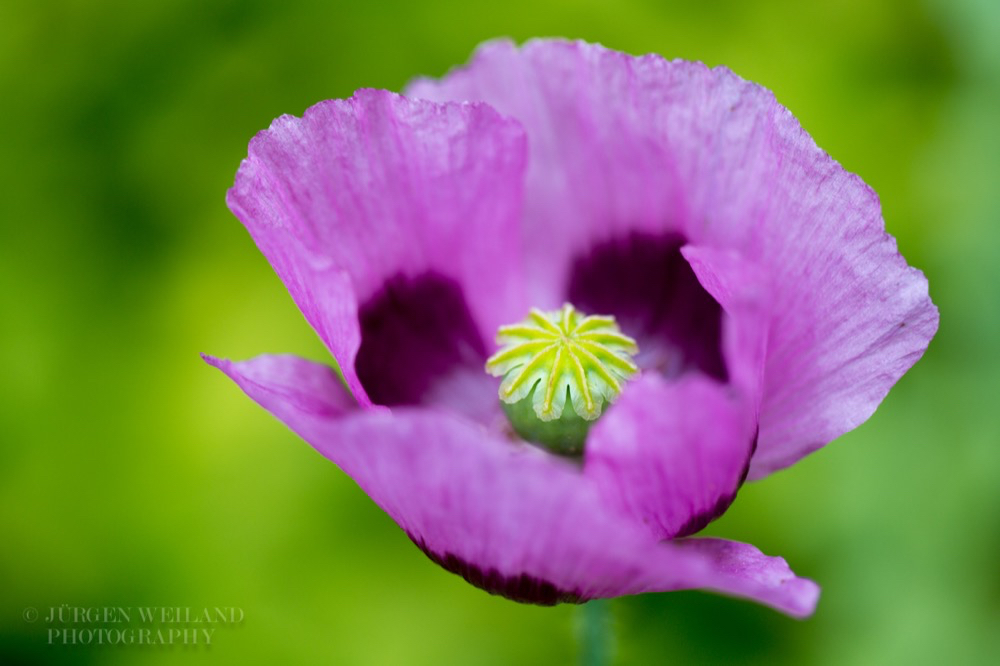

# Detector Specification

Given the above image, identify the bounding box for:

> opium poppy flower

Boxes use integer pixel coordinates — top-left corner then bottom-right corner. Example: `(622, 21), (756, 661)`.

(206, 39), (938, 617)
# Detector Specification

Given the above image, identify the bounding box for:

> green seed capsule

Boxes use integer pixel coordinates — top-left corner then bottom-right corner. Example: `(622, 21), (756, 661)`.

(485, 304), (639, 455)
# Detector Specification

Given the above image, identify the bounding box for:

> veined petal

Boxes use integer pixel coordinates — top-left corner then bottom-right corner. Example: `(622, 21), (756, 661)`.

(740, 152), (939, 478)
(227, 89), (528, 407)
(207, 354), (817, 616)
(409, 39), (937, 476)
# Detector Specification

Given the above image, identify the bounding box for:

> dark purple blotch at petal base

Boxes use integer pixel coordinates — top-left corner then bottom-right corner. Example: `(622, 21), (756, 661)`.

(409, 535), (584, 606)
(567, 232), (727, 381)
(355, 272), (487, 407)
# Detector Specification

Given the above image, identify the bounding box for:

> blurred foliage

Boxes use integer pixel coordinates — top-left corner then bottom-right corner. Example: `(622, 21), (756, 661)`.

(1, 0), (998, 663)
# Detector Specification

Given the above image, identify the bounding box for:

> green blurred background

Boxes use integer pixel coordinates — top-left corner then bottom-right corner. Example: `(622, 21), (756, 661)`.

(2, 0), (998, 663)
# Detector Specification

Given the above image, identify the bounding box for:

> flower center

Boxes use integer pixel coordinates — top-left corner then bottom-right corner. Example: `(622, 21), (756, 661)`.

(485, 304), (639, 454)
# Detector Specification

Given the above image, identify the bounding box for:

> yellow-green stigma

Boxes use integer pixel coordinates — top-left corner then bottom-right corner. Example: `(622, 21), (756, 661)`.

(485, 304), (639, 454)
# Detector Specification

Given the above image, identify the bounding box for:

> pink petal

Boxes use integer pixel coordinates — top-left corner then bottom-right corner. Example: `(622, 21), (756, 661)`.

(744, 178), (939, 478)
(206, 354), (817, 616)
(408, 40), (694, 307)
(583, 247), (767, 540)
(227, 89), (528, 407)
(408, 39), (938, 477)
(202, 353), (362, 419)
(675, 538), (820, 619)
(585, 373), (756, 540)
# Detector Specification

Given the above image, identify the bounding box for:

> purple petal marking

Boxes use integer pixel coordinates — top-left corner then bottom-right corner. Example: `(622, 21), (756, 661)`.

(205, 353), (818, 616)
(585, 373), (756, 540)
(567, 233), (726, 381)
(354, 272), (502, 427)
(408, 39), (938, 477)
(408, 536), (584, 605)
(227, 89), (529, 407)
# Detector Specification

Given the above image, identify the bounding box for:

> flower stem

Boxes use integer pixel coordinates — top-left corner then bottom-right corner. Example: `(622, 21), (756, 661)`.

(577, 599), (614, 666)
